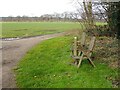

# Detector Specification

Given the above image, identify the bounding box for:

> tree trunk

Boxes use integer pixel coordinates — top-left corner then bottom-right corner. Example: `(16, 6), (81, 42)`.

(83, 0), (95, 34)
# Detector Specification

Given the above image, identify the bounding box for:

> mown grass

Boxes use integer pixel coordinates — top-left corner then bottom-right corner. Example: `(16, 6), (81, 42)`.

(15, 35), (118, 88)
(1, 22), (107, 38)
(2, 22), (81, 38)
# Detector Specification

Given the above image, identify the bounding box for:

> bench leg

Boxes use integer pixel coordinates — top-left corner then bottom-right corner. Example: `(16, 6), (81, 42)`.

(77, 53), (84, 68)
(75, 60), (78, 65)
(88, 57), (96, 67)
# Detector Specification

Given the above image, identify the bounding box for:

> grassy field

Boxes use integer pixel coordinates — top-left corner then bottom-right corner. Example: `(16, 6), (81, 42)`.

(1, 22), (107, 38)
(2, 22), (81, 38)
(14, 35), (118, 88)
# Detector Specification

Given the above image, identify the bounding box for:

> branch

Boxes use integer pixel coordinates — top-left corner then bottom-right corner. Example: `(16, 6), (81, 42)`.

(96, 5), (108, 23)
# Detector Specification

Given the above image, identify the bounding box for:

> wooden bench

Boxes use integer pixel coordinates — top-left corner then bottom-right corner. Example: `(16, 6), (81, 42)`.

(71, 32), (96, 68)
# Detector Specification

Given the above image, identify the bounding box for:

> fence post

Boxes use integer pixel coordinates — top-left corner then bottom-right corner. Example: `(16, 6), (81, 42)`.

(74, 37), (77, 56)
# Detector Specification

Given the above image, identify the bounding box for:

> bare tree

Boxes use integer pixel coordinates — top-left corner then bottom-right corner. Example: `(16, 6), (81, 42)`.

(72, 0), (95, 35)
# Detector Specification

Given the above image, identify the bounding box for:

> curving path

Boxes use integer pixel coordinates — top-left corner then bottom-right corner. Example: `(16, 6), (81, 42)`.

(1, 32), (66, 88)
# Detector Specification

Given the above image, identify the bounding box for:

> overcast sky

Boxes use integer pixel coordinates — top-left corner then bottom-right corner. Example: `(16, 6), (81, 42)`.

(0, 0), (79, 17)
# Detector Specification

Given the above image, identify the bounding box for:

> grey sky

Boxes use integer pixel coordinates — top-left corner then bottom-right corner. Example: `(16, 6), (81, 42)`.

(1, 0), (119, 17)
(0, 0), (78, 17)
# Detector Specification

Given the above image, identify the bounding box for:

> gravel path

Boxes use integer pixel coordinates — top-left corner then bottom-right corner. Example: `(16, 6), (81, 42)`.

(1, 32), (66, 88)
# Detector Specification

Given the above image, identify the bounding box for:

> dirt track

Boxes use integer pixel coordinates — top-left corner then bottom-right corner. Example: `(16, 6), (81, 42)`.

(1, 33), (66, 88)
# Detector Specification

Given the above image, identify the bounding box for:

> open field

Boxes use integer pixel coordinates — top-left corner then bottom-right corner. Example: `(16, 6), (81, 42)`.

(1, 22), (107, 38)
(15, 35), (118, 88)
(2, 22), (81, 38)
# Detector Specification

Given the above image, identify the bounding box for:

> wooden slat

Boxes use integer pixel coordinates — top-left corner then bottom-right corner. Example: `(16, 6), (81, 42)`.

(88, 36), (96, 51)
(77, 32), (86, 57)
(88, 36), (96, 57)
(71, 55), (80, 59)
(81, 32), (86, 46)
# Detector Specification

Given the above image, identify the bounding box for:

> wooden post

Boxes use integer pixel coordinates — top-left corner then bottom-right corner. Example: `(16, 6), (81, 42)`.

(73, 37), (77, 65)
(73, 37), (77, 56)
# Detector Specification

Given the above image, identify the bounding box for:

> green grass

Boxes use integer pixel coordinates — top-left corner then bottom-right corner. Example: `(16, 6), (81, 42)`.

(2, 22), (81, 38)
(95, 22), (107, 26)
(1, 22), (107, 38)
(15, 35), (117, 88)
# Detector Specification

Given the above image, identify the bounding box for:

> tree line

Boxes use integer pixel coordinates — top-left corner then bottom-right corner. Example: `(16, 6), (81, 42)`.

(1, 11), (105, 22)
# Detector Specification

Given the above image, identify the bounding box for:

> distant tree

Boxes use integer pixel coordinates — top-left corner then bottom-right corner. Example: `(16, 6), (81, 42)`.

(8, 16), (13, 21)
(16, 16), (21, 22)
(22, 15), (29, 21)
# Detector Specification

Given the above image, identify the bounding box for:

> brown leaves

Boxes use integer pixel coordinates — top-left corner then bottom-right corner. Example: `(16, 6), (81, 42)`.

(95, 36), (118, 68)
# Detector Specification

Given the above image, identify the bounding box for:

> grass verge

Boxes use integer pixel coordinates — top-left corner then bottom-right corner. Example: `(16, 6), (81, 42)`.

(14, 35), (118, 88)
